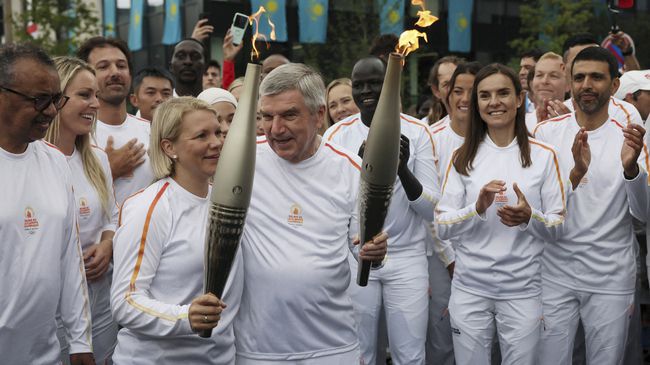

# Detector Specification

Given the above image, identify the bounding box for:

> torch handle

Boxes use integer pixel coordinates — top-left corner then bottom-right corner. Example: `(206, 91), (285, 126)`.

(356, 182), (393, 287)
(357, 260), (383, 286)
(200, 203), (248, 338)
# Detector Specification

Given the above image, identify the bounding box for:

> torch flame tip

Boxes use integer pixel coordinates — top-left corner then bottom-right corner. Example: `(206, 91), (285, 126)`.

(394, 0), (439, 57)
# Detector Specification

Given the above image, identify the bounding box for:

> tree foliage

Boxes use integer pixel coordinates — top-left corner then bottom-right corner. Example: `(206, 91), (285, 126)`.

(12, 0), (101, 56)
(510, 0), (597, 56)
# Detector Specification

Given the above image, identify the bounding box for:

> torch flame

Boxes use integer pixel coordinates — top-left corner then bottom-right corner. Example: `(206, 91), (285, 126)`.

(267, 15), (277, 41)
(248, 6), (267, 61)
(412, 0), (425, 11)
(247, 6), (278, 61)
(397, 30), (428, 58)
(415, 10), (438, 27)
(395, 0), (439, 57)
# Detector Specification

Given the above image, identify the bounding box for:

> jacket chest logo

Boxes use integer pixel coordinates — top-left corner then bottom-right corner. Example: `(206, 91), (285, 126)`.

(24, 207), (40, 234)
(288, 204), (304, 226)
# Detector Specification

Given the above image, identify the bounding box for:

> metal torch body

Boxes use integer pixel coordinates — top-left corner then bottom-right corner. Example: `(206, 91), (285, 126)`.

(200, 63), (261, 337)
(357, 53), (404, 286)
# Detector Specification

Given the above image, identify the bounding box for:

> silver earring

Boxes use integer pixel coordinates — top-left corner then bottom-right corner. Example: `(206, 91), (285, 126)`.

(172, 155), (178, 160)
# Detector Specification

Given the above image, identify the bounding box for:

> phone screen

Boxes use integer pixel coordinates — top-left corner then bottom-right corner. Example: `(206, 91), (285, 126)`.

(233, 14), (248, 29)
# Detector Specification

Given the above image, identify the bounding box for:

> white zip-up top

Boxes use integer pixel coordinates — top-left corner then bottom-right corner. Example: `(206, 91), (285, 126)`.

(533, 113), (648, 294)
(111, 178), (243, 364)
(323, 113), (440, 257)
(0, 141), (92, 363)
(94, 114), (154, 206)
(67, 146), (118, 248)
(235, 138), (361, 361)
(429, 118), (464, 266)
(435, 136), (566, 299)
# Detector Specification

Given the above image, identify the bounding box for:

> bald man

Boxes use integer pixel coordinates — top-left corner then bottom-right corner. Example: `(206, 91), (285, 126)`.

(261, 54), (290, 80)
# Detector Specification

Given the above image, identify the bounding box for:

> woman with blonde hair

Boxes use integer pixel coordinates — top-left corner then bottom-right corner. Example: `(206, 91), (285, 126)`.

(45, 56), (118, 363)
(323, 78), (360, 134)
(110, 97), (243, 364)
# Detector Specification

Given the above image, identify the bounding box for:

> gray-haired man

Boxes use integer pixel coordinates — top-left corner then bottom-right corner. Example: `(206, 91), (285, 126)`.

(234, 63), (388, 364)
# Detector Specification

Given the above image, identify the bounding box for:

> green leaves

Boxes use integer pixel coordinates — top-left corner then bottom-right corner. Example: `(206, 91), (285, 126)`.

(12, 0), (101, 56)
(509, 0), (599, 56)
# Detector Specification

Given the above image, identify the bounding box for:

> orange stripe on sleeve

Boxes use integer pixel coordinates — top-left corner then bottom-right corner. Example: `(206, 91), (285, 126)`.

(124, 182), (182, 321)
(440, 154), (456, 195)
(610, 119), (624, 129)
(611, 98), (632, 125)
(72, 200), (93, 348)
(643, 143), (650, 186)
(402, 116), (437, 158)
(532, 114), (571, 136)
(530, 140), (566, 207)
(326, 118), (359, 142)
(128, 182), (169, 293)
(431, 125), (447, 134)
(118, 188), (145, 227)
(325, 143), (361, 171)
(129, 113), (152, 124)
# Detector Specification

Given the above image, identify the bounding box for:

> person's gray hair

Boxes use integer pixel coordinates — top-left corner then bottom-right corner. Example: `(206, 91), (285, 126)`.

(260, 63), (326, 114)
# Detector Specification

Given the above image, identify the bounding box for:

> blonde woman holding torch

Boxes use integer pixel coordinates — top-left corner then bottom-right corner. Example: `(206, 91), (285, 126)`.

(45, 56), (119, 364)
(110, 97), (243, 364)
(435, 64), (566, 365)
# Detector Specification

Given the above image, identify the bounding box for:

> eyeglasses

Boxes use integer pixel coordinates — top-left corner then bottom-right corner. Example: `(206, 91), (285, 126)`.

(0, 86), (69, 112)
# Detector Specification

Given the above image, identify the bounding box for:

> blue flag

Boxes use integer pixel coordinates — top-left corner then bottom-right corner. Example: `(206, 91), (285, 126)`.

(162, 0), (182, 45)
(298, 0), (328, 43)
(378, 0), (403, 36)
(103, 0), (116, 37)
(128, 0), (144, 51)
(66, 7), (77, 52)
(251, 0), (288, 42)
(448, 0), (473, 53)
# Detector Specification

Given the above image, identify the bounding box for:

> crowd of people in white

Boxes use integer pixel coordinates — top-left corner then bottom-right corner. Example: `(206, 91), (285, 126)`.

(1, 23), (650, 365)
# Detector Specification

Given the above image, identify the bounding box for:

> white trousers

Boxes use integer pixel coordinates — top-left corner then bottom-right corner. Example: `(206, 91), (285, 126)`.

(349, 255), (429, 365)
(448, 287), (542, 365)
(235, 346), (359, 365)
(425, 255), (454, 365)
(538, 279), (633, 365)
(58, 272), (118, 365)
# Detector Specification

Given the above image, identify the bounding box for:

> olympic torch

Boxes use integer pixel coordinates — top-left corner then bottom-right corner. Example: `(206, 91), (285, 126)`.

(200, 62), (260, 338)
(356, 1), (438, 286)
(357, 53), (403, 286)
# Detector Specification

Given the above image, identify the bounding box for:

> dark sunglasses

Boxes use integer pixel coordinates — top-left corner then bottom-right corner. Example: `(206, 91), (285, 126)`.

(0, 86), (69, 112)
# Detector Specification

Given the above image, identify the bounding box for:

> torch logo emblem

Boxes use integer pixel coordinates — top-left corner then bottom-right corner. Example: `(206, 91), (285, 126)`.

(288, 203), (304, 226)
(495, 191), (508, 206)
(24, 207), (40, 234)
(79, 197), (91, 219)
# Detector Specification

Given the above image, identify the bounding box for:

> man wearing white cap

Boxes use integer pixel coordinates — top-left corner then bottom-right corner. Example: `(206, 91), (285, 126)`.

(197, 88), (238, 139)
(615, 70), (650, 124)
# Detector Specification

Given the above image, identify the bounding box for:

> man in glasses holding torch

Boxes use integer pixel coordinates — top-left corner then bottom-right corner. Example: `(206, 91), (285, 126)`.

(234, 63), (388, 364)
(0, 43), (94, 364)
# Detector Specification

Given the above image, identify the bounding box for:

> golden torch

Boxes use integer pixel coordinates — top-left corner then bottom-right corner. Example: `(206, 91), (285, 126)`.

(356, 53), (403, 286)
(199, 64), (260, 338)
(356, 1), (438, 287)
(199, 6), (274, 338)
